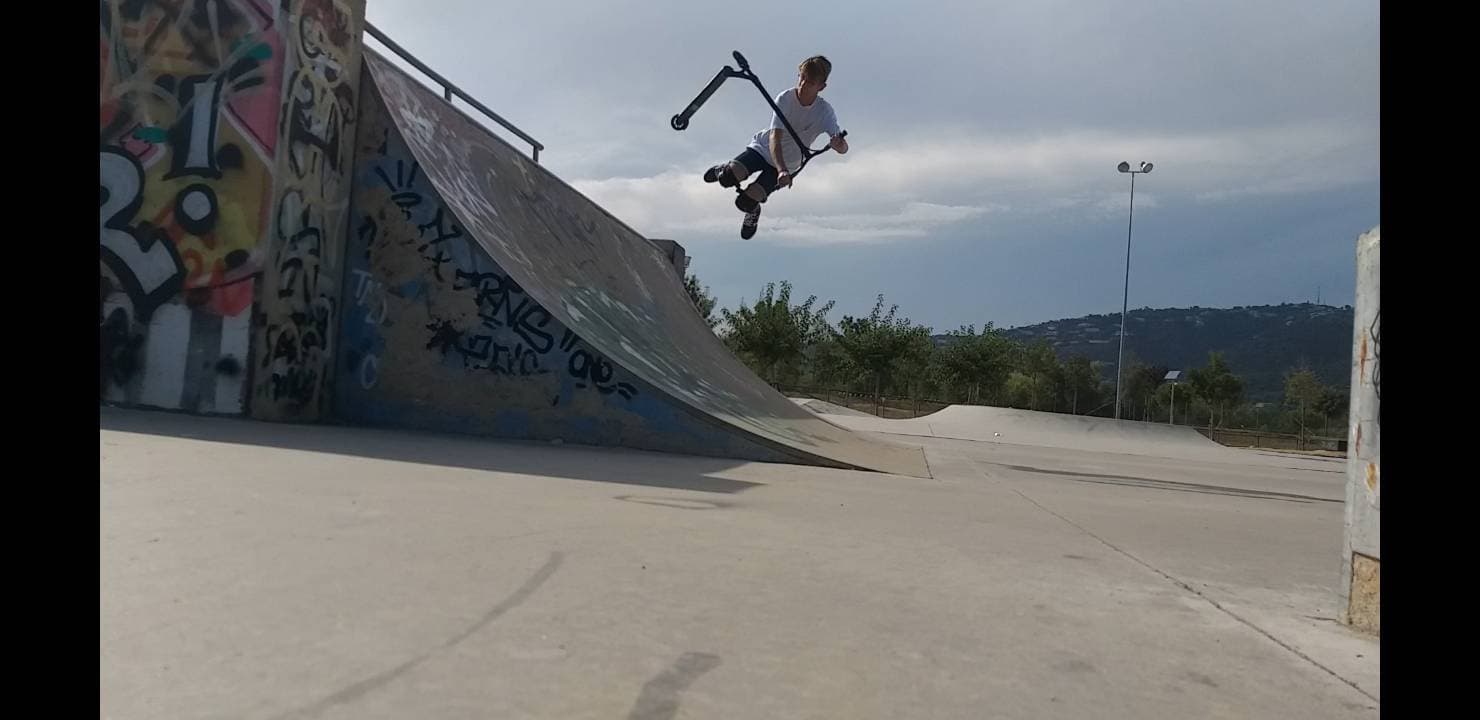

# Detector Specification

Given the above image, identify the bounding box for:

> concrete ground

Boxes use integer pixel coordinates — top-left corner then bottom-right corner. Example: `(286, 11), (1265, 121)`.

(100, 407), (1378, 719)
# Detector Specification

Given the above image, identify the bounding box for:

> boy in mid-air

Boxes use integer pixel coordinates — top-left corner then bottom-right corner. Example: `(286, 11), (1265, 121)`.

(703, 54), (849, 238)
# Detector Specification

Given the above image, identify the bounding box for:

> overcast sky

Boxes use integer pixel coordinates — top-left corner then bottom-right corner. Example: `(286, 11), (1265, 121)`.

(365, 0), (1379, 330)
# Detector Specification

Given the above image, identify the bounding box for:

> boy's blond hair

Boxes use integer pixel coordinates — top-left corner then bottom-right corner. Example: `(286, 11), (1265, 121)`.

(799, 55), (832, 84)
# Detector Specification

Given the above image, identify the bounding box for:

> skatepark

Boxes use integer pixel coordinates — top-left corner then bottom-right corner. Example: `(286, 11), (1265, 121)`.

(100, 3), (1379, 717)
(101, 401), (1376, 718)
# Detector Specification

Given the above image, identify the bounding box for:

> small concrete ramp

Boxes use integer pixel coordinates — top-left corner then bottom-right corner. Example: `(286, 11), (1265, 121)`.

(789, 398), (876, 418)
(362, 52), (927, 478)
(824, 404), (1244, 461)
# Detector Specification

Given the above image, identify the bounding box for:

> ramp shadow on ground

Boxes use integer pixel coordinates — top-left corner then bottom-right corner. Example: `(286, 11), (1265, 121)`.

(100, 407), (767, 494)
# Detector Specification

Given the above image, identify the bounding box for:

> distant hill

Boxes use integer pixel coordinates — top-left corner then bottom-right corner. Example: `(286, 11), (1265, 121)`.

(938, 303), (1355, 403)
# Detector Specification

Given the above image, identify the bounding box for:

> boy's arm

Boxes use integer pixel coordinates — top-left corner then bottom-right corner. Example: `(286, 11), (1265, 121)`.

(770, 129), (791, 185)
(826, 107), (848, 153)
(768, 91), (793, 184)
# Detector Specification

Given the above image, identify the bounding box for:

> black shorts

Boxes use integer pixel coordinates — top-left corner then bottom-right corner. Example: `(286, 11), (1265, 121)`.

(733, 147), (780, 196)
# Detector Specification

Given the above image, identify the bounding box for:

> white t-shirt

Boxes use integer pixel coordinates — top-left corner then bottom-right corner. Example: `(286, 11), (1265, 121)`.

(747, 89), (841, 172)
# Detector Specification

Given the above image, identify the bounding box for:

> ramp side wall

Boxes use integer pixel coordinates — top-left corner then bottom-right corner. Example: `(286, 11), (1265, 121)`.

(335, 73), (792, 463)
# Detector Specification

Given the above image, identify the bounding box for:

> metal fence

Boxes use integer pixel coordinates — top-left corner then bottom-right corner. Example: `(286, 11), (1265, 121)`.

(779, 386), (950, 419)
(1197, 427), (1347, 453)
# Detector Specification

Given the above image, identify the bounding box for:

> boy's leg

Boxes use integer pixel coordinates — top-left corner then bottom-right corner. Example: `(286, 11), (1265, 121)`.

(707, 148), (776, 193)
(737, 158), (776, 239)
(705, 148), (769, 188)
(703, 160), (740, 187)
(734, 163), (778, 213)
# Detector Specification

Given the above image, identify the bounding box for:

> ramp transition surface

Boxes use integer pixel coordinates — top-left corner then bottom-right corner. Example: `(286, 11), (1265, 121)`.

(815, 404), (1268, 462)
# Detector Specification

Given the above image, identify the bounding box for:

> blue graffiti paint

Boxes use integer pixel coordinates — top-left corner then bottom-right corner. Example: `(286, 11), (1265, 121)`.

(494, 410), (533, 439)
(396, 279), (426, 299)
(334, 85), (789, 463)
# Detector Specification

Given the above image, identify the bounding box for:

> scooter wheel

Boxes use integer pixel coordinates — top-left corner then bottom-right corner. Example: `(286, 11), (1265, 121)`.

(671, 115), (688, 131)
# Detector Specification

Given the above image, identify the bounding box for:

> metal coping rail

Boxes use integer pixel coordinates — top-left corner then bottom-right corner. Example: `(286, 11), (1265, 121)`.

(363, 22), (545, 162)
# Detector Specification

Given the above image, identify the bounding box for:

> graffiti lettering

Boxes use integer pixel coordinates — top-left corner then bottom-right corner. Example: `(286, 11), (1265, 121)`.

(425, 320), (549, 377)
(350, 269), (388, 325)
(350, 121), (638, 404)
(165, 76), (225, 180)
(162, 76), (226, 237)
(101, 0), (281, 315)
(261, 295), (334, 404)
(372, 158), (422, 217)
(453, 270), (555, 353)
(285, 70), (347, 181)
(415, 207), (460, 280)
(100, 146), (186, 319)
(1369, 308), (1379, 401)
(416, 206), (460, 246)
(565, 333), (637, 400)
(99, 305), (144, 395)
(359, 353), (379, 389)
(99, 0), (291, 414)
(427, 265), (635, 401)
(280, 3), (357, 199)
(253, 0), (362, 417)
(273, 189), (324, 303)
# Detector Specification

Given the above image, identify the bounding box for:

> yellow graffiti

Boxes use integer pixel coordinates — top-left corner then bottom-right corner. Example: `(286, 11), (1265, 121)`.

(135, 121), (273, 288)
(100, 0), (282, 317)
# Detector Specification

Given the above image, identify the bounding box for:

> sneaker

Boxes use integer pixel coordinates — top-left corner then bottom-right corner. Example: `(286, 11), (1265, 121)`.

(740, 206), (761, 239)
(734, 191), (760, 213)
(704, 163), (737, 188)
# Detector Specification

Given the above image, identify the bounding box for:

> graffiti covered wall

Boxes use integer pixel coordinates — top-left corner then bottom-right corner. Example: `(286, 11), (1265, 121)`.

(337, 71), (790, 462)
(100, 0), (286, 412)
(251, 0), (365, 420)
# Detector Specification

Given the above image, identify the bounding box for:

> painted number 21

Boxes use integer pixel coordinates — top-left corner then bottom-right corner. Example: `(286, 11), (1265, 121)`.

(100, 147), (184, 319)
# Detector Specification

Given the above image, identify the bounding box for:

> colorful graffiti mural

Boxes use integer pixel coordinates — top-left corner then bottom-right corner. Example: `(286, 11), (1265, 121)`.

(99, 0), (287, 412)
(100, 0), (283, 321)
(99, 0), (363, 416)
(252, 0), (364, 420)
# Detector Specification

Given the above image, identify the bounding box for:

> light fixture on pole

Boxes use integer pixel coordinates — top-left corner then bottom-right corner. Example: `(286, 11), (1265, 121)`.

(1164, 370), (1182, 425)
(1114, 160), (1153, 420)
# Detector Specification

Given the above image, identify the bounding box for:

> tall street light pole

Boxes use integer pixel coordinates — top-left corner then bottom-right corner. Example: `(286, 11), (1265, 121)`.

(1114, 161), (1153, 420)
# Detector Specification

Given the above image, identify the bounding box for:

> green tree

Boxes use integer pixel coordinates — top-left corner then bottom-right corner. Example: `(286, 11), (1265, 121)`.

(1019, 340), (1062, 411)
(719, 281), (835, 383)
(893, 329), (938, 402)
(1187, 352), (1245, 427)
(1004, 371), (1037, 409)
(1059, 355), (1104, 415)
(1314, 385), (1349, 435)
(1282, 366), (1324, 436)
(1115, 354), (1168, 420)
(834, 294), (933, 401)
(804, 335), (849, 388)
(938, 323), (1018, 404)
(1152, 379), (1195, 424)
(683, 272), (719, 329)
